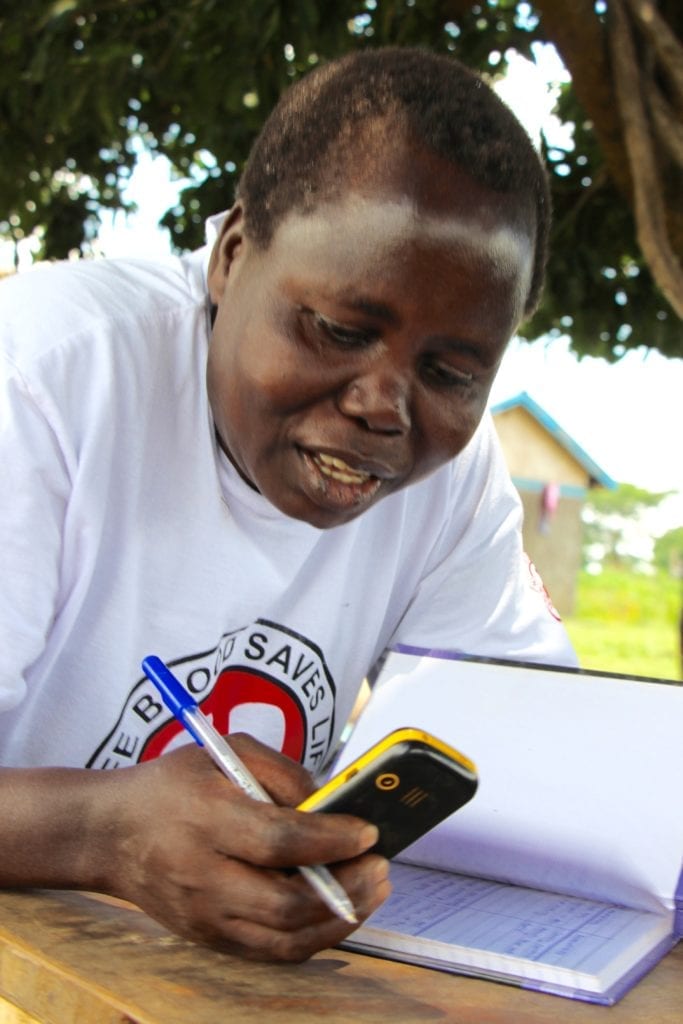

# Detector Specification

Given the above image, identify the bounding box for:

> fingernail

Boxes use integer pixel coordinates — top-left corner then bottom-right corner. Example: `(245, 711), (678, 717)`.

(359, 823), (380, 850)
(372, 857), (390, 883)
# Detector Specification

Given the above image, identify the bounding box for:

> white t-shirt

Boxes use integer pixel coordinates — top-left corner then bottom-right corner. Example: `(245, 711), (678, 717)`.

(0, 233), (576, 773)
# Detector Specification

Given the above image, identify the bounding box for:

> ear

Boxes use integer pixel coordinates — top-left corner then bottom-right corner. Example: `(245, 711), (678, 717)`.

(207, 203), (246, 305)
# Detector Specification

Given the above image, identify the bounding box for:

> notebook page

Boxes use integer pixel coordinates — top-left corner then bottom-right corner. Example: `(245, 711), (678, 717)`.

(337, 654), (683, 913)
(355, 861), (672, 993)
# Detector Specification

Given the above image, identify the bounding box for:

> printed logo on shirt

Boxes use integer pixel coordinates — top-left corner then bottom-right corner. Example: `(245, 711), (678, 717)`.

(86, 620), (336, 772)
(525, 554), (562, 621)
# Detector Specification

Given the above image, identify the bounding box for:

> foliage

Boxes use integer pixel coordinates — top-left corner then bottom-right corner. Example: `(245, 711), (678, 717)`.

(528, 83), (680, 360)
(585, 481), (673, 517)
(581, 482), (674, 569)
(654, 526), (683, 576)
(1, 0), (682, 358)
(564, 567), (681, 680)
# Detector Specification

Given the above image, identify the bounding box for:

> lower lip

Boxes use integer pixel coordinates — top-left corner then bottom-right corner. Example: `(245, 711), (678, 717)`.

(299, 450), (384, 514)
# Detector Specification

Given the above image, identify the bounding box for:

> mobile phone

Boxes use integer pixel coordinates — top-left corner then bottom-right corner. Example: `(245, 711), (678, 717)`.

(298, 727), (478, 859)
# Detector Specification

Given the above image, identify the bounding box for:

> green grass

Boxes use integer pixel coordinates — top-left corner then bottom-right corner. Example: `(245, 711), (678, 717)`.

(563, 568), (682, 682)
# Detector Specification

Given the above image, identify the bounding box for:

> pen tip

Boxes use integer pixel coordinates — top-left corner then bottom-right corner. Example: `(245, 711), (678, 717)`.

(340, 902), (358, 925)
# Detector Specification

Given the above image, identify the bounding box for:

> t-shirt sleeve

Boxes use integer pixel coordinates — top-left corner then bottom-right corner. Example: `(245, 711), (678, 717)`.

(389, 416), (578, 668)
(0, 354), (70, 711)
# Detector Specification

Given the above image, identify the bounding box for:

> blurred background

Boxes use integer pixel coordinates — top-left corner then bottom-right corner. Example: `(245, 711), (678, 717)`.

(2, 1), (681, 678)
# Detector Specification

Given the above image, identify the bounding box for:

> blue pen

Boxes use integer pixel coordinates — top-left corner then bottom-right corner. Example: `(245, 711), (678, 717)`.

(141, 655), (357, 925)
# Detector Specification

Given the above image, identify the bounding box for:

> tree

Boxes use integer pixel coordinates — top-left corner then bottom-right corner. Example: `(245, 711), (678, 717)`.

(1, 0), (682, 359)
(654, 526), (683, 577)
(582, 481), (674, 569)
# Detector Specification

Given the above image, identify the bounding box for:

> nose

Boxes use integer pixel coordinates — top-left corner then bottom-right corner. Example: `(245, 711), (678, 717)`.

(337, 370), (411, 435)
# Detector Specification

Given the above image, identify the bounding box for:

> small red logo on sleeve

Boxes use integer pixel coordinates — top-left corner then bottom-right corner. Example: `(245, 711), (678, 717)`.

(525, 554), (562, 621)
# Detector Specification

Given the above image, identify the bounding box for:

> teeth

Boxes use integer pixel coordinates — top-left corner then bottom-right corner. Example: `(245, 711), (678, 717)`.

(314, 452), (371, 484)
(317, 453), (355, 471)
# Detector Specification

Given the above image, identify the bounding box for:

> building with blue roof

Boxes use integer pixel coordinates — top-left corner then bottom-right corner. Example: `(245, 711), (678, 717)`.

(491, 391), (616, 616)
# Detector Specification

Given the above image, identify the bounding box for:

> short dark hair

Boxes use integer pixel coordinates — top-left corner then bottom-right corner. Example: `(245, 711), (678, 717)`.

(238, 46), (550, 315)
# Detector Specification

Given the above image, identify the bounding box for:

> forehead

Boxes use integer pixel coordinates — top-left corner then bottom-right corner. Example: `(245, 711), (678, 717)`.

(246, 162), (534, 342)
(254, 139), (534, 283)
(276, 193), (531, 278)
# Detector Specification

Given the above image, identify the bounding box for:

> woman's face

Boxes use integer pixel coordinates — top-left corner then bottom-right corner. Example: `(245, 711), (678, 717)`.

(207, 152), (533, 529)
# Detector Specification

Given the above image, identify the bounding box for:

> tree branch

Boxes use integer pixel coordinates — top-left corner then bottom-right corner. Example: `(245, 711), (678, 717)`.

(608, 0), (683, 318)
(532, 0), (633, 203)
(623, 0), (683, 110)
(646, 74), (683, 168)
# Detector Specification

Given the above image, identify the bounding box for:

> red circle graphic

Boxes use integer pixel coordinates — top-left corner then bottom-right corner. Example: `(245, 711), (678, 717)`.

(140, 668), (306, 763)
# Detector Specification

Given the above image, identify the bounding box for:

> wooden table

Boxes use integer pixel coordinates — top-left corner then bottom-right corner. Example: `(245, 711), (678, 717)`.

(0, 890), (680, 1023)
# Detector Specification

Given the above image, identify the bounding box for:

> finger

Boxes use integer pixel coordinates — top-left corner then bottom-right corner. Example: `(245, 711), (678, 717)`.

(160, 734), (316, 808)
(210, 798), (380, 869)
(204, 852), (391, 930)
(227, 733), (317, 805)
(329, 854), (391, 920)
(203, 872), (393, 963)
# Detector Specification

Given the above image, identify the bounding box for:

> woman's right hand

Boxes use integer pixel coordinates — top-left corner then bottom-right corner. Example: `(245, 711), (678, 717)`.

(90, 735), (392, 960)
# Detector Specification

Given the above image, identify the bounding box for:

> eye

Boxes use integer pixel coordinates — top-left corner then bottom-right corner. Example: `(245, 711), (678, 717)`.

(422, 359), (475, 390)
(312, 311), (376, 349)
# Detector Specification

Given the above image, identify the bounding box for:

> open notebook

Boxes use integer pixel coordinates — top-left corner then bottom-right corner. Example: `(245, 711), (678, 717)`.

(333, 650), (683, 1005)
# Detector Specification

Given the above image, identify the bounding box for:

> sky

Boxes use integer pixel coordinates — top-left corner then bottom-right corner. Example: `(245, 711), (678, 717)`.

(490, 337), (683, 536)
(3, 46), (682, 536)
(495, 49), (682, 536)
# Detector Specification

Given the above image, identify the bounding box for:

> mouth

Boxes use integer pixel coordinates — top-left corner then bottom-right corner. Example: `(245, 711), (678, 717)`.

(311, 452), (376, 485)
(298, 448), (389, 516)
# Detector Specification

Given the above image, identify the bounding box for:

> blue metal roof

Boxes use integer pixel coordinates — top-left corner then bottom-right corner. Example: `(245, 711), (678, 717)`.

(490, 391), (617, 489)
